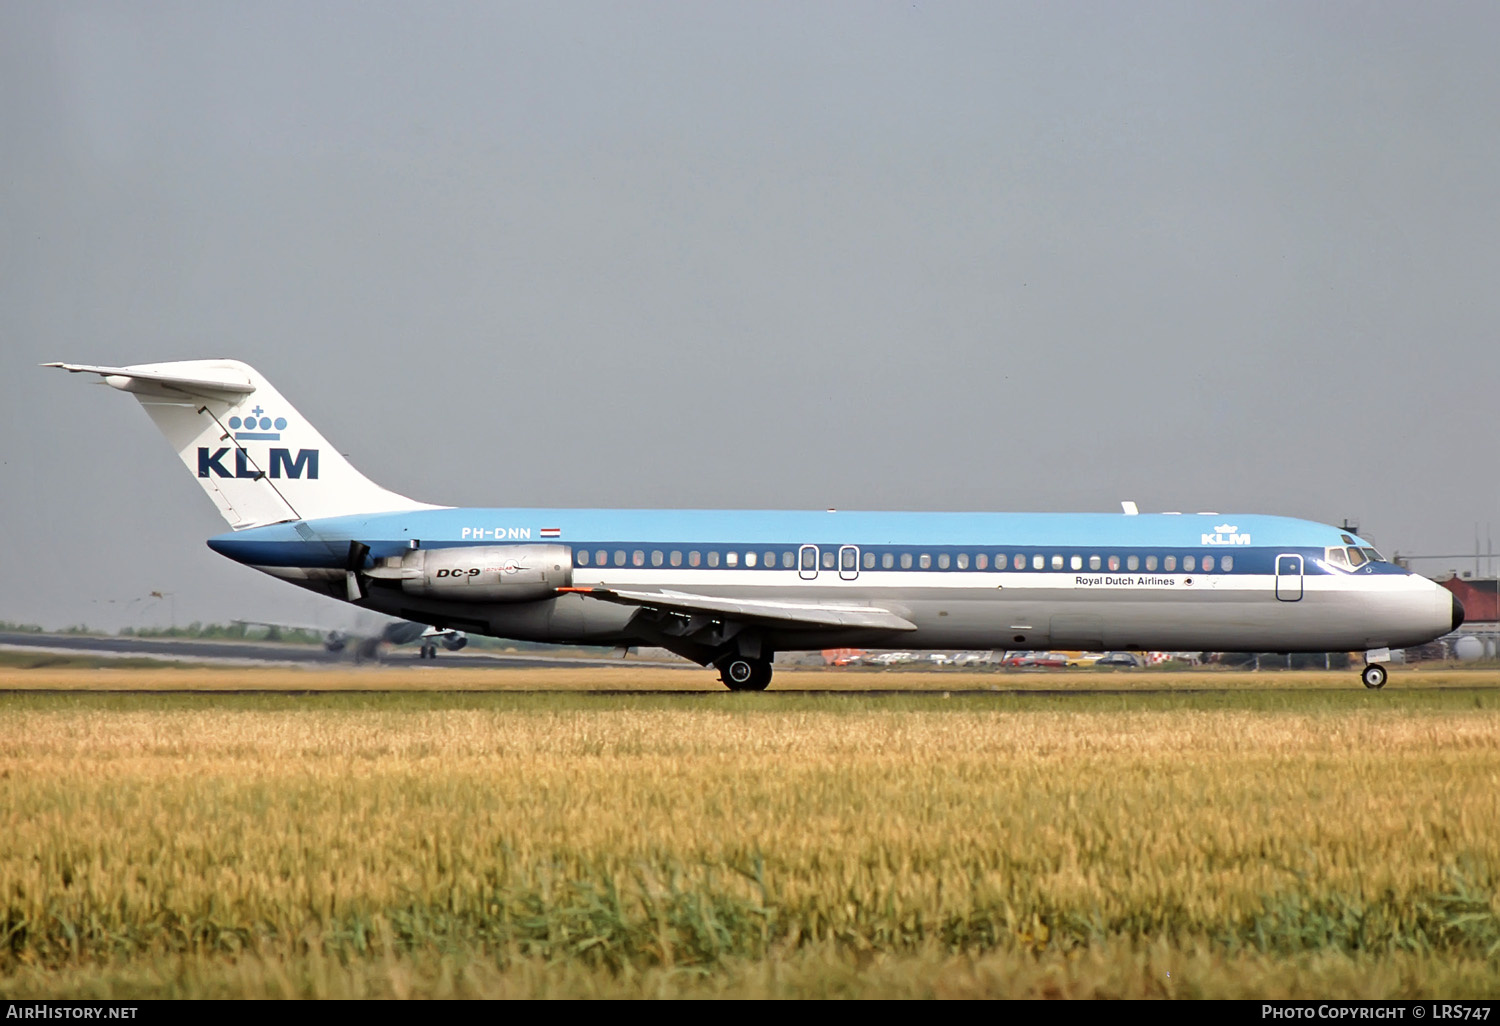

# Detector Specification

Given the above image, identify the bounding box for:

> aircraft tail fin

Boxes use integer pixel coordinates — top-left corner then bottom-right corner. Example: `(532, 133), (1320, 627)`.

(46, 359), (440, 529)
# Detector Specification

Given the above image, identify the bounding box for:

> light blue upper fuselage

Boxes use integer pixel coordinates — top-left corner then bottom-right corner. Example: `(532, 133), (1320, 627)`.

(208, 508), (1394, 574)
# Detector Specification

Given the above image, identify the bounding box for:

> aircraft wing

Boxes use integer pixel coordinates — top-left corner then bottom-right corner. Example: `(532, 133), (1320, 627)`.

(557, 587), (917, 632)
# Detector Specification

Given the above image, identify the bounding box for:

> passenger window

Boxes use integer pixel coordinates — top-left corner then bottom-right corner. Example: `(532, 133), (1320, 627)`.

(1145, 555), (1158, 571)
(882, 553), (894, 569)
(956, 553), (969, 569)
(651, 550), (663, 567)
(614, 550), (627, 567)
(1202, 555), (1214, 572)
(976, 554), (988, 569)
(864, 551), (876, 569)
(596, 550), (607, 567)
(765, 551), (776, 568)
(1221, 555), (1233, 571)
(707, 551), (721, 568)
(938, 553), (950, 569)
(920, 554), (932, 569)
(1089, 555), (1101, 570)
(1033, 555), (1044, 570)
(822, 550), (835, 569)
(1070, 555), (1082, 570)
(1127, 555), (1139, 571)
(995, 554), (1007, 570)
(633, 550), (645, 567)
(901, 553), (913, 569)
(1108, 555), (1120, 571)
(801, 548), (817, 571)
(726, 551), (739, 567)
(689, 551), (701, 567)
(1051, 555), (1063, 570)
(783, 552), (795, 568)
(1164, 555), (1177, 571)
(842, 548), (857, 571)
(578, 550), (589, 566)
(1183, 555), (1195, 572)
(670, 550), (682, 567)
(1347, 548), (1366, 567)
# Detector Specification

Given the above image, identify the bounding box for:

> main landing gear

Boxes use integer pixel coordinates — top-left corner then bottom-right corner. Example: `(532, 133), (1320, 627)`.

(419, 641), (438, 660)
(718, 656), (773, 692)
(1360, 663), (1388, 690)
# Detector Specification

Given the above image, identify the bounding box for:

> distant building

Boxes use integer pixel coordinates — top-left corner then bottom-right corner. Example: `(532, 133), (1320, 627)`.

(1438, 576), (1499, 626)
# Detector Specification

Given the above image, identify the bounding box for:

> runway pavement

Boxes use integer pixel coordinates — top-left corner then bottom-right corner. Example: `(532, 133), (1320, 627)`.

(0, 631), (692, 670)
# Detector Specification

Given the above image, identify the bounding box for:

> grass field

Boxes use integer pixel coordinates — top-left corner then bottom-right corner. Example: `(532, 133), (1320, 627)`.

(2, 668), (1498, 998)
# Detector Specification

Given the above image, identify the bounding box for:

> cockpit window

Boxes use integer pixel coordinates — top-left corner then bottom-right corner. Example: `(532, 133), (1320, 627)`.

(1362, 547), (1383, 563)
(1325, 547), (1350, 569)
(1346, 547), (1367, 568)
(1340, 534), (1356, 545)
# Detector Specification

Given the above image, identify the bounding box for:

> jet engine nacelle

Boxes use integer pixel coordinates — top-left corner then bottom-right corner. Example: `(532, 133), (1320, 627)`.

(441, 633), (469, 651)
(397, 545), (572, 602)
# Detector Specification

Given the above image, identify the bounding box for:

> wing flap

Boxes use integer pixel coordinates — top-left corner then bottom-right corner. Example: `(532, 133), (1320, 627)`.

(559, 587), (917, 632)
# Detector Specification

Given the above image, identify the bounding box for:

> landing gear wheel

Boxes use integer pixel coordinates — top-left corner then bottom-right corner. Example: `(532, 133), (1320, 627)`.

(1360, 663), (1387, 690)
(420, 643), (437, 660)
(720, 657), (773, 692)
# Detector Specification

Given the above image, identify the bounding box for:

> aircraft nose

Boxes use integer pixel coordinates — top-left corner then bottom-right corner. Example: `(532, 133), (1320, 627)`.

(1452, 592), (1466, 633)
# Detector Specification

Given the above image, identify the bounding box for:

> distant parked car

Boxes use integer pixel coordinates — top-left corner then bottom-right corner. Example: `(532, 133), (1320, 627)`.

(1095, 652), (1142, 668)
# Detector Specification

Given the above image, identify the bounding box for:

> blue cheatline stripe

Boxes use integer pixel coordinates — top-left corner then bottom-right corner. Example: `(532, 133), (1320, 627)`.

(559, 545), (1342, 576)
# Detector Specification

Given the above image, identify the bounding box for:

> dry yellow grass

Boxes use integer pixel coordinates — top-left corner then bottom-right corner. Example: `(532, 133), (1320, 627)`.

(2, 687), (1498, 997)
(7, 941), (1499, 1000)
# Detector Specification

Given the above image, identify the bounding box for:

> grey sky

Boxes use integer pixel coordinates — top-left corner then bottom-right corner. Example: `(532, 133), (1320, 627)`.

(4, 2), (1498, 632)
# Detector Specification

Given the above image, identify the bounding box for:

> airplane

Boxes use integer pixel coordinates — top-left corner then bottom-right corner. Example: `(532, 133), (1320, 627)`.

(232, 618), (467, 660)
(46, 359), (1464, 691)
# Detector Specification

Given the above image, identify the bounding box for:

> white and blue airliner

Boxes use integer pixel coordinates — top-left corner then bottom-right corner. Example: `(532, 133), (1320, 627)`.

(49, 359), (1463, 690)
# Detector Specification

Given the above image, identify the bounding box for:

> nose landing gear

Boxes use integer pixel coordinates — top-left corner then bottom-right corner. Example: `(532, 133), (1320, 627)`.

(1360, 663), (1387, 689)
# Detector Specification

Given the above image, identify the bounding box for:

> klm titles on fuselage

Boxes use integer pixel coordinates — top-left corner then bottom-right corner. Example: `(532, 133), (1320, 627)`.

(1202, 525), (1251, 546)
(1075, 575), (1178, 587)
(197, 447), (319, 479)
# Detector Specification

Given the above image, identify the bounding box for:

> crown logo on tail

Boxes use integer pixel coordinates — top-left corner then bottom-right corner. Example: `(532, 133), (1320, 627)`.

(228, 406), (288, 440)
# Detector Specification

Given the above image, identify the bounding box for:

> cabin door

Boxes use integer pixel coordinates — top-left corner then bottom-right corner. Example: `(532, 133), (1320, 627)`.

(1275, 554), (1304, 602)
(799, 544), (820, 581)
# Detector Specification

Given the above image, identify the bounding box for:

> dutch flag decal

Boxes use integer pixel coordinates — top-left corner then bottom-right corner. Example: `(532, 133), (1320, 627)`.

(540, 527), (561, 538)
